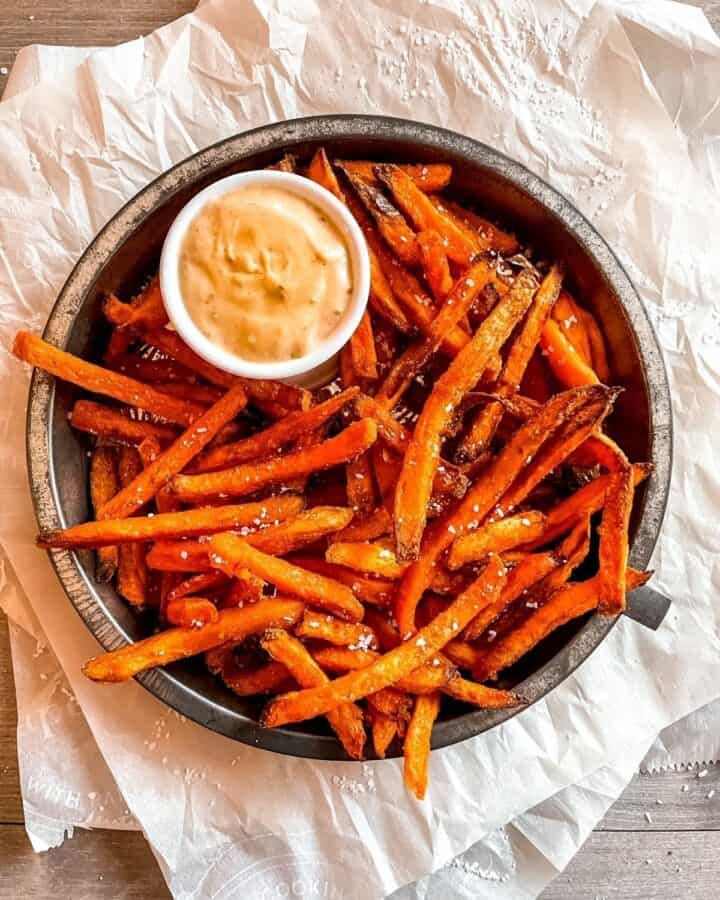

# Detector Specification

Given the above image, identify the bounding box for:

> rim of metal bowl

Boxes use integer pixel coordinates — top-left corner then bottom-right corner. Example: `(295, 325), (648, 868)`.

(26, 115), (673, 759)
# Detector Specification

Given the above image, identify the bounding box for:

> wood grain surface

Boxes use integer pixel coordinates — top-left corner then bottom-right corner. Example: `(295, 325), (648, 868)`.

(1, 2), (719, 898)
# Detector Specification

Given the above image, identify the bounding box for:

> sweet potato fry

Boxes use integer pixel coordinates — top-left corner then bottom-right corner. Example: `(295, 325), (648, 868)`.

(142, 327), (310, 417)
(579, 308), (611, 382)
(220, 570), (265, 608)
(552, 291), (592, 364)
(209, 534), (364, 621)
(189, 388), (358, 473)
(89, 444), (120, 583)
(540, 319), (600, 388)
(206, 652), (293, 696)
(463, 551), (558, 641)
(336, 161), (452, 192)
(165, 596), (219, 628)
(82, 598), (304, 682)
(296, 610), (378, 649)
(417, 230), (453, 301)
(261, 628), (366, 760)
(306, 147), (345, 200)
(103, 327), (134, 365)
(154, 381), (225, 407)
(261, 556), (506, 726)
(394, 269), (538, 562)
(37, 497), (303, 549)
(350, 311), (379, 380)
(107, 351), (198, 385)
(96, 384), (248, 519)
(326, 538), (407, 579)
(355, 394), (410, 454)
(431, 197), (519, 255)
(310, 646), (381, 672)
(403, 692), (441, 799)
(377, 260), (497, 408)
(341, 165), (420, 266)
(13, 332), (204, 427)
(447, 511), (547, 569)
(394, 385), (598, 634)
(442, 678), (524, 708)
(456, 264), (563, 463)
(70, 400), (179, 446)
(597, 458), (633, 614)
(397, 658), (457, 694)
(368, 706), (397, 758)
(287, 556), (395, 608)
(170, 419), (377, 502)
(104, 278), (168, 331)
(146, 508), (354, 571)
(115, 446), (148, 606)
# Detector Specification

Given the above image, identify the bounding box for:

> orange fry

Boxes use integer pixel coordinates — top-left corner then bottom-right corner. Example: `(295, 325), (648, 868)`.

(394, 269), (538, 562)
(350, 311), (379, 380)
(115, 446), (148, 606)
(13, 331), (204, 427)
(598, 459), (633, 614)
(206, 653), (293, 696)
(417, 230), (454, 300)
(89, 444), (120, 583)
(82, 598), (304, 683)
(310, 646), (381, 673)
(170, 419), (377, 502)
(70, 400), (178, 446)
(447, 511), (547, 569)
(442, 678), (524, 709)
(103, 278), (168, 331)
(329, 506), (392, 544)
(403, 692), (441, 799)
(336, 160), (452, 192)
(287, 555), (395, 608)
(166, 572), (231, 604)
(209, 533), (364, 621)
(261, 556), (506, 727)
(37, 497), (304, 549)
(431, 197), (519, 255)
(579, 308), (611, 382)
(261, 628), (366, 760)
(368, 707), (397, 758)
(540, 319), (600, 388)
(552, 291), (592, 364)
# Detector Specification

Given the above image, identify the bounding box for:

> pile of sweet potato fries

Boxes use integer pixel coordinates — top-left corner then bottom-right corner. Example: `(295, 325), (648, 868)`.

(13, 148), (652, 798)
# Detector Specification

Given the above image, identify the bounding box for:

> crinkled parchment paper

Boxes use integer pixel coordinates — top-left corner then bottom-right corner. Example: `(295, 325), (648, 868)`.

(0, 1), (719, 897)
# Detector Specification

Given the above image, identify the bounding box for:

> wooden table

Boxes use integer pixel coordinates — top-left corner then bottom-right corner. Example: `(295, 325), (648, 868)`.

(1, 3), (718, 897)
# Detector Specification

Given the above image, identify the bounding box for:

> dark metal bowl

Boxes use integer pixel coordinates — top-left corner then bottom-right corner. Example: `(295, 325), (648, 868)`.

(26, 116), (672, 759)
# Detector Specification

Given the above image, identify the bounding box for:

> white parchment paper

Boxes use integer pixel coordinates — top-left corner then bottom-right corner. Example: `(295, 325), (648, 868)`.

(0, 1), (719, 897)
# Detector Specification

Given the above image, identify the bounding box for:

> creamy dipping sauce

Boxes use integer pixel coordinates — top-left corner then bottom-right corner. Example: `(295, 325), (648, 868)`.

(178, 186), (353, 363)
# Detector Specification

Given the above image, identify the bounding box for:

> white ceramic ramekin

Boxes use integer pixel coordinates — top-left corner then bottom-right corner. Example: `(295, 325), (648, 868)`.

(159, 170), (370, 388)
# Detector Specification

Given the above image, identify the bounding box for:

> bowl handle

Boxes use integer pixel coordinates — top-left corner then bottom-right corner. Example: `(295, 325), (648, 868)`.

(623, 584), (671, 631)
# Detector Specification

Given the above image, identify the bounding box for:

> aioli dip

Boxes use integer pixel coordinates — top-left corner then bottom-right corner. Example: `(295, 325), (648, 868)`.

(178, 185), (353, 363)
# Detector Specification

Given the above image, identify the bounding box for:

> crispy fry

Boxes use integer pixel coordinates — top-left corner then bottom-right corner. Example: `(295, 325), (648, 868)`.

(89, 444), (120, 582)
(341, 165), (420, 266)
(447, 511), (547, 569)
(336, 160), (452, 192)
(442, 678), (524, 708)
(115, 446), (148, 606)
(417, 230), (454, 300)
(261, 628), (366, 760)
(368, 706), (397, 758)
(12, 332), (204, 427)
(165, 596), (219, 628)
(287, 555), (395, 608)
(37, 497), (303, 549)
(376, 164), (479, 267)
(377, 260), (496, 408)
(166, 572), (231, 604)
(367, 688), (413, 736)
(350, 311), (379, 380)
(70, 400), (179, 446)
(209, 533), (364, 621)
(189, 388), (358, 473)
(552, 291), (592, 364)
(296, 610), (378, 649)
(598, 457), (633, 614)
(147, 508), (354, 571)
(456, 264), (563, 463)
(431, 197), (518, 255)
(326, 538), (407, 579)
(261, 557), (506, 726)
(104, 278), (168, 331)
(142, 327), (309, 417)
(306, 147), (345, 200)
(220, 570), (265, 608)
(394, 269), (538, 562)
(463, 550), (558, 641)
(397, 658), (457, 694)
(82, 598), (304, 682)
(170, 419), (377, 502)
(96, 384), (248, 519)
(540, 319), (600, 388)
(579, 308), (611, 382)
(403, 692), (441, 799)
(394, 386), (598, 634)
(310, 646), (381, 672)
